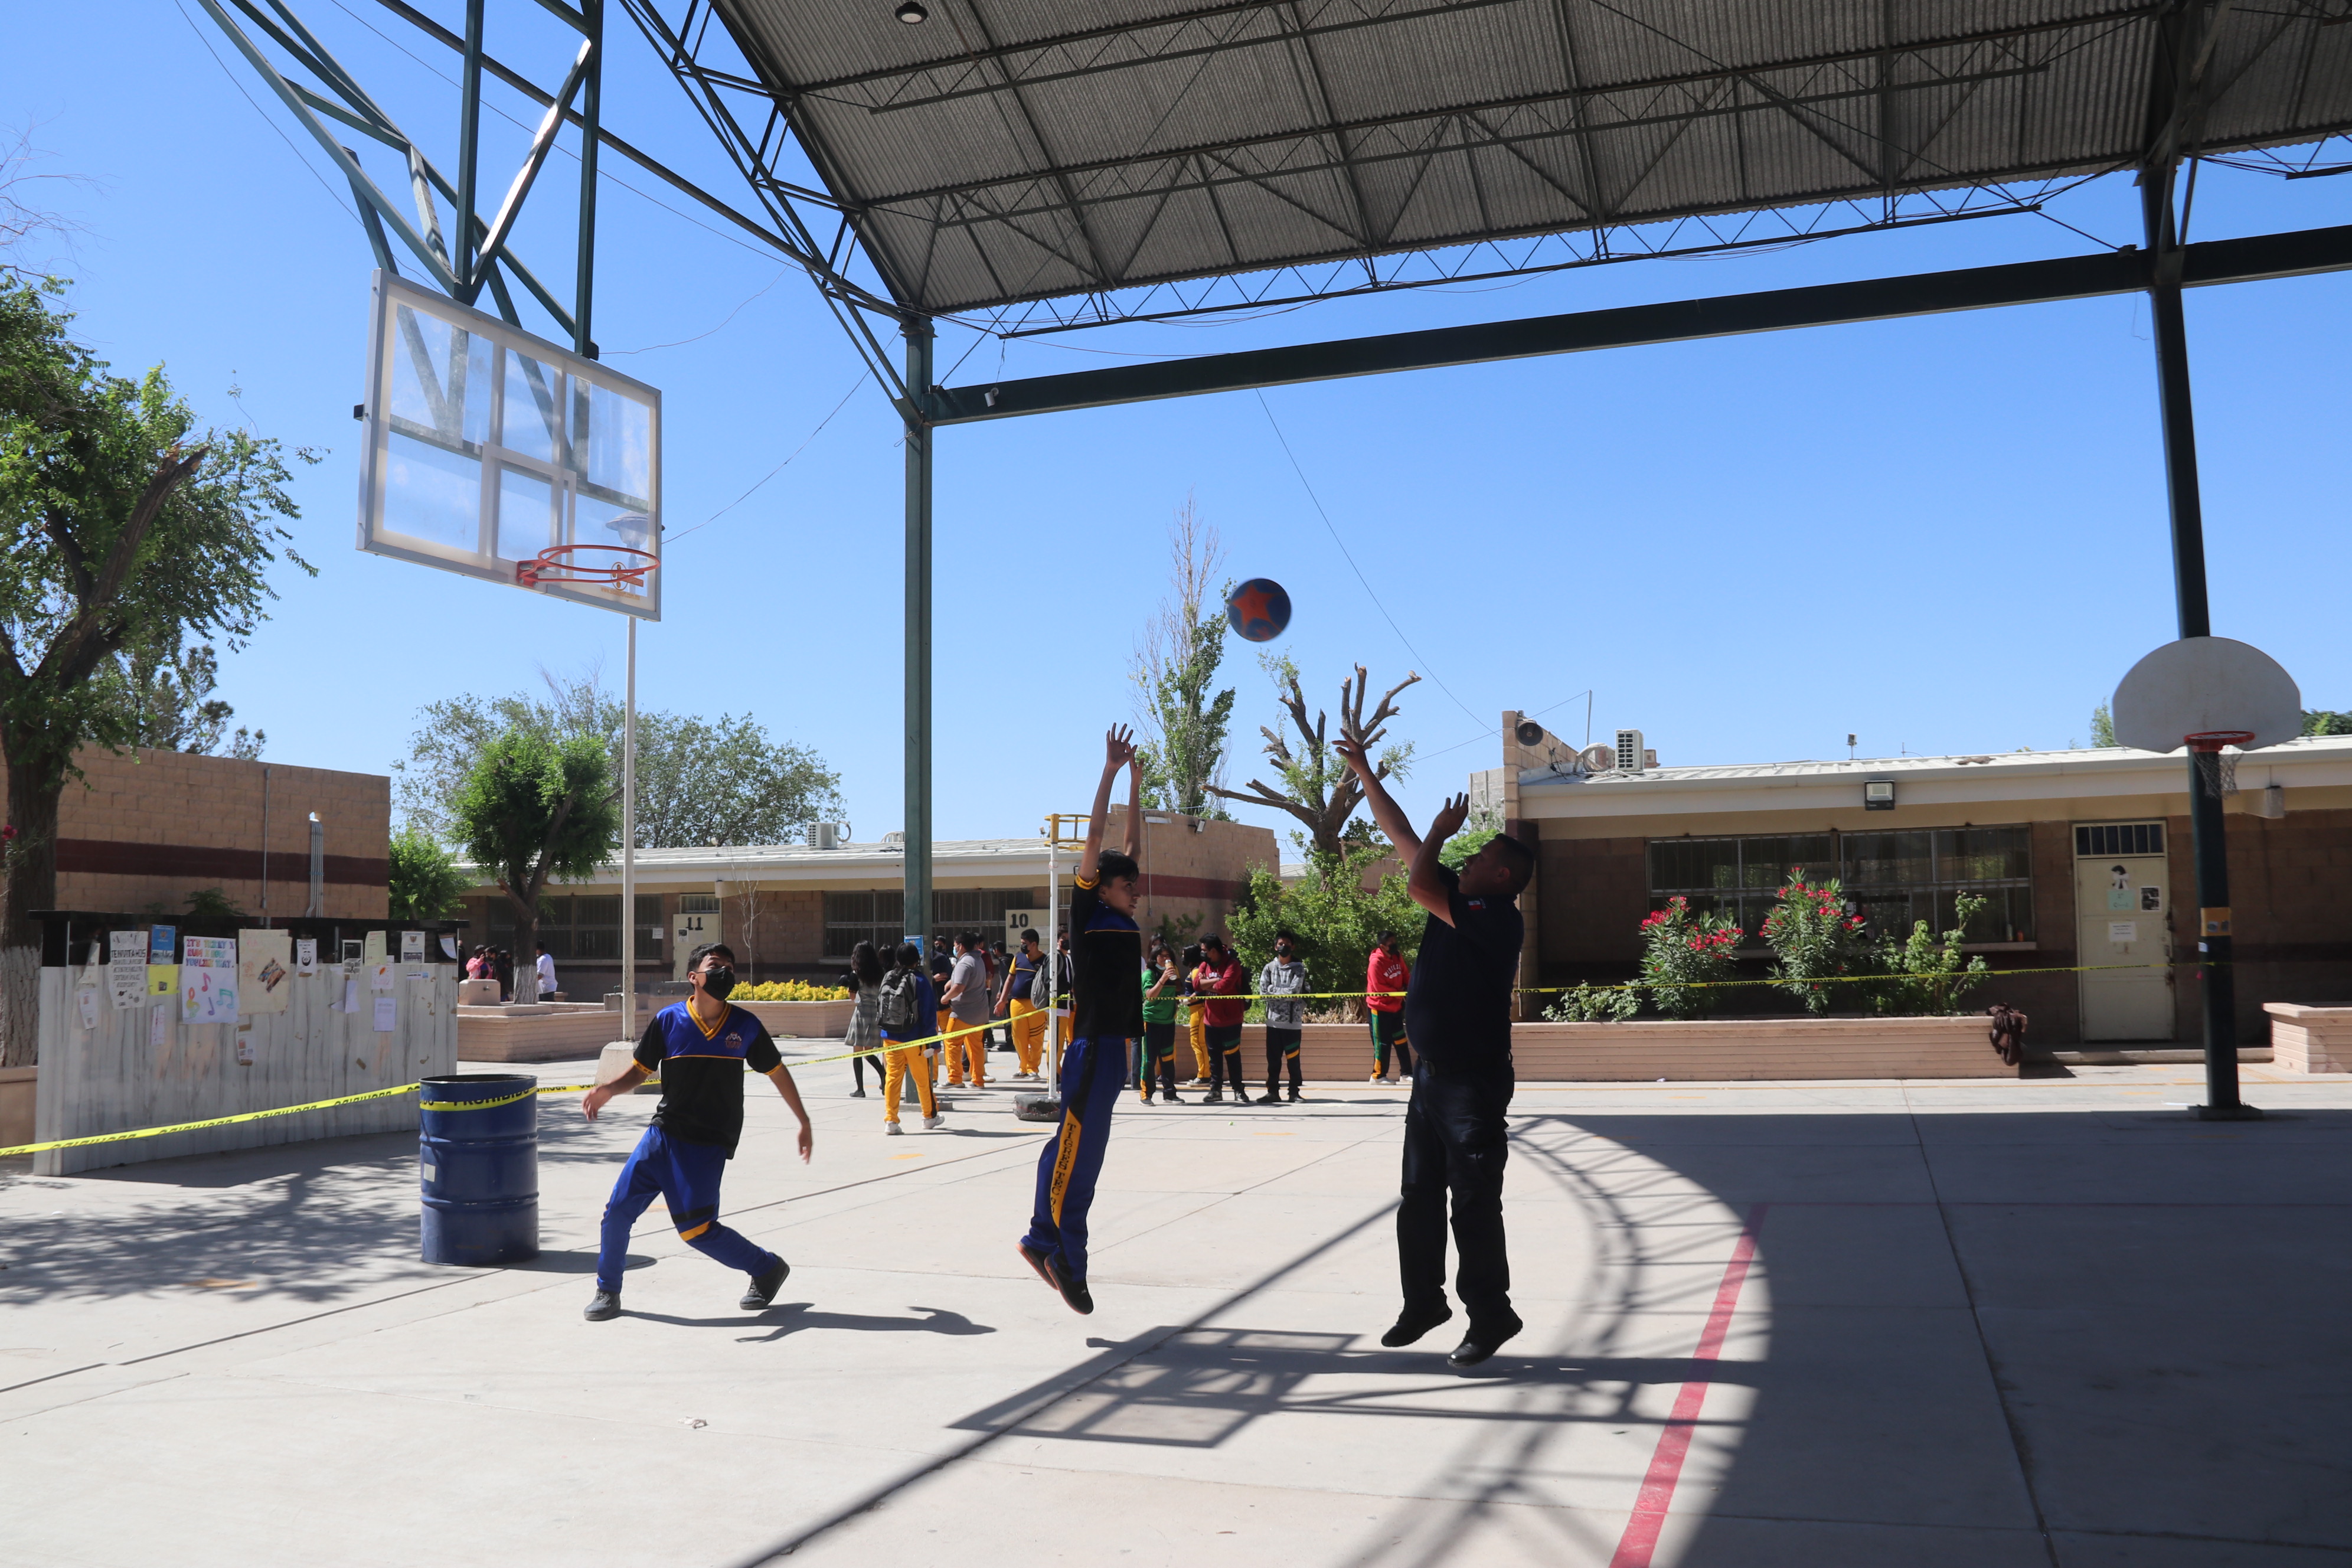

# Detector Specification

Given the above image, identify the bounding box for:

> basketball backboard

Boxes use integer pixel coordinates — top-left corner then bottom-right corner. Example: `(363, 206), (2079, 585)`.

(2112, 636), (2301, 752)
(356, 270), (661, 619)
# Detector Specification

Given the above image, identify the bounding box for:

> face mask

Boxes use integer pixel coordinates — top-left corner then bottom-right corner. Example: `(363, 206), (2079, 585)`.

(701, 966), (736, 1000)
(1276, 946), (1292, 958)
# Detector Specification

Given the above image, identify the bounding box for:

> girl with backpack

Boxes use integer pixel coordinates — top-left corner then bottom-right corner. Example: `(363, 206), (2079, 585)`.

(877, 942), (942, 1133)
(844, 942), (884, 1097)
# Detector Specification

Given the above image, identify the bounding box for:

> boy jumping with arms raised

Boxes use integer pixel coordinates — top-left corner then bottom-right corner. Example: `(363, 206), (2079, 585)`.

(1017, 726), (1144, 1314)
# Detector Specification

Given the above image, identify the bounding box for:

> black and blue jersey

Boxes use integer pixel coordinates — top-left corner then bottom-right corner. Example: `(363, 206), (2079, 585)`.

(631, 1000), (782, 1155)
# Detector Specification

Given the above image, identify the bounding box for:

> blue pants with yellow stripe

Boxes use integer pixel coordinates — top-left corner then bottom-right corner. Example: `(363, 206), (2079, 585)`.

(597, 1125), (778, 1294)
(1021, 1033), (1123, 1283)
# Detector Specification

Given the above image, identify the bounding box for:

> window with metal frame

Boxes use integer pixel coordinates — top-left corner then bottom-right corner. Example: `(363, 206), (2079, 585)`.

(1648, 828), (2034, 945)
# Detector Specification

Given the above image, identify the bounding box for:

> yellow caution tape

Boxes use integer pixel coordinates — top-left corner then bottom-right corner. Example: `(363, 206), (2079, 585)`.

(0, 1083), (423, 1158)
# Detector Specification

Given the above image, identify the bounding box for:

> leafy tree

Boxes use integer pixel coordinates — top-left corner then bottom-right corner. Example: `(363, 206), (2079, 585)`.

(1760, 871), (1868, 1015)
(94, 633), (262, 758)
(182, 887), (246, 922)
(0, 277), (310, 1065)
(1211, 656), (1417, 857)
(1129, 494), (1234, 818)
(2301, 708), (2352, 737)
(1225, 843), (1420, 1023)
(388, 824), (469, 922)
(395, 670), (842, 848)
(450, 732), (619, 1001)
(1867, 891), (1992, 1015)
(2090, 701), (2117, 747)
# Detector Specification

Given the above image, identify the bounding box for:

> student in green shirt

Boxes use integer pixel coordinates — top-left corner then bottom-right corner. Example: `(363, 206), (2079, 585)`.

(1138, 937), (1185, 1104)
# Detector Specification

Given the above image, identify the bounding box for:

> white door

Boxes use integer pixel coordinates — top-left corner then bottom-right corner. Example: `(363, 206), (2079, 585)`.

(672, 910), (716, 981)
(2075, 832), (2173, 1041)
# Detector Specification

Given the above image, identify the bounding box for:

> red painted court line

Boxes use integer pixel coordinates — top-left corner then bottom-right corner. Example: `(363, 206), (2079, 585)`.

(1608, 1203), (1768, 1568)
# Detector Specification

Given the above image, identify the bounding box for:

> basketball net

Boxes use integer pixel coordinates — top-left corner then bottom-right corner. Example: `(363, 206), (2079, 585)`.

(2186, 730), (2251, 798)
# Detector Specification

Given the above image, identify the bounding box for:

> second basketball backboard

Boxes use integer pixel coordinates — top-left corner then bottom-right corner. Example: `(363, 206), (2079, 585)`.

(356, 270), (662, 619)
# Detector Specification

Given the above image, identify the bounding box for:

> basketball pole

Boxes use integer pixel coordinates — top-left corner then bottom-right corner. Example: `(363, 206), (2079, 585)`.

(903, 319), (935, 960)
(2142, 141), (2256, 1121)
(622, 614), (636, 1044)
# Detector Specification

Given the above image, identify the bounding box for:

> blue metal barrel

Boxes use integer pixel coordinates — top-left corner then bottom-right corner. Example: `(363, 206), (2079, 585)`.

(419, 1073), (540, 1265)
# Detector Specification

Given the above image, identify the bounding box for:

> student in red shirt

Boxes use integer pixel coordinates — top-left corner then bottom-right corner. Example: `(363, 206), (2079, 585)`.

(1366, 932), (1413, 1083)
(1194, 935), (1252, 1103)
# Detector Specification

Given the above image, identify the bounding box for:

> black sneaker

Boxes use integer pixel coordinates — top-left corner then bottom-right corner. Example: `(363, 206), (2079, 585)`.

(1162, 1090), (1184, 1103)
(1255, 1092), (1281, 1105)
(1286, 1087), (1302, 1103)
(1202, 1089), (1224, 1104)
(740, 1257), (790, 1311)
(1448, 1312), (1524, 1367)
(1017, 1240), (1056, 1289)
(1041, 1251), (1094, 1315)
(1380, 1304), (1452, 1348)
(583, 1289), (623, 1322)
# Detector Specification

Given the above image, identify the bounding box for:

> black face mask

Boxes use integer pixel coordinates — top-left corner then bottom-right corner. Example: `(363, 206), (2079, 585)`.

(701, 966), (736, 1000)
(1275, 946), (1293, 958)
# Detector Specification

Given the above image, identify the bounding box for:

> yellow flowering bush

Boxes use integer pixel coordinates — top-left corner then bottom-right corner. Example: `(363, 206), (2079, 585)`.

(739, 980), (850, 1001)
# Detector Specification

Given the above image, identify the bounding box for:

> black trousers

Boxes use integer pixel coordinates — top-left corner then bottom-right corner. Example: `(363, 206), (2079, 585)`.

(1265, 1026), (1302, 1094)
(1398, 1057), (1515, 1328)
(1206, 1024), (1249, 1092)
(1142, 1021), (1178, 1095)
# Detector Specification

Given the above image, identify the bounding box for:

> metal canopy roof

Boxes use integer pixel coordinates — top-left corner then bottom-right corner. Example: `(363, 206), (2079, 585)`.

(716, 0), (2352, 315)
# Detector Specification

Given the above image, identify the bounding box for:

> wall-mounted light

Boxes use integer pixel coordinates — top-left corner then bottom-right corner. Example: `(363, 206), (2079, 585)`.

(1863, 779), (1896, 811)
(894, 0), (929, 22)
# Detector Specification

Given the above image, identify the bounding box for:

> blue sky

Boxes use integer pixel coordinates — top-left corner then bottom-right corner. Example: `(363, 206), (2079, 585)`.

(8, 5), (2350, 847)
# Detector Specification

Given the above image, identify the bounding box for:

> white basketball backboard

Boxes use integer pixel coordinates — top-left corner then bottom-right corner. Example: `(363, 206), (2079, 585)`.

(356, 270), (661, 619)
(2112, 636), (2301, 752)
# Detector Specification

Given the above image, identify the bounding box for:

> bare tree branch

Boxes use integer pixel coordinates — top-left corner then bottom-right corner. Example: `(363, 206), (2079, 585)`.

(1210, 659), (1419, 856)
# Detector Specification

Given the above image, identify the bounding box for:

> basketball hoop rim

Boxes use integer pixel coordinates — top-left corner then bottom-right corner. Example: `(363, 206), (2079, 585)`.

(2184, 730), (2255, 753)
(517, 543), (657, 588)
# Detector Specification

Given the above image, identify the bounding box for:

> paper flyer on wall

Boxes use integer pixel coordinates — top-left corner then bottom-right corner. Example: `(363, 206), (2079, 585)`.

(368, 961), (395, 994)
(150, 1007), (167, 1049)
(148, 926), (176, 965)
(77, 988), (100, 1030)
(401, 931), (425, 965)
(147, 965), (177, 998)
(364, 930), (387, 963)
(295, 939), (318, 977)
(237, 929), (294, 1015)
(180, 936), (240, 1023)
(373, 995), (397, 1032)
(107, 931), (145, 1010)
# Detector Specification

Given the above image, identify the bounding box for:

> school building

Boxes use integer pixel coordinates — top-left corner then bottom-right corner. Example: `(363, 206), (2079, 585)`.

(456, 806), (1278, 997)
(1488, 714), (2352, 1046)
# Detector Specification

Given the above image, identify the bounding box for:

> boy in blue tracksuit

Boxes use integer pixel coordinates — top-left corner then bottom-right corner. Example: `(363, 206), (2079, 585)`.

(580, 942), (814, 1321)
(1017, 725), (1144, 1315)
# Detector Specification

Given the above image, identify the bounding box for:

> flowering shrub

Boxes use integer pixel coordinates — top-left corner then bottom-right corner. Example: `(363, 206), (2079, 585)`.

(739, 980), (850, 1001)
(1761, 870), (1868, 1014)
(1638, 897), (1743, 1020)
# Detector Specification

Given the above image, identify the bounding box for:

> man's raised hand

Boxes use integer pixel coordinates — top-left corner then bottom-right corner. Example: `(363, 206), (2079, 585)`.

(1105, 724), (1138, 769)
(1332, 734), (1372, 778)
(1427, 793), (1471, 840)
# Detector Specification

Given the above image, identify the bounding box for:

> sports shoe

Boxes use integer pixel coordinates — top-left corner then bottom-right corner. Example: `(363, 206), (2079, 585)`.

(1043, 1253), (1093, 1314)
(583, 1289), (622, 1322)
(884, 1120), (904, 1135)
(1380, 1304), (1452, 1347)
(1201, 1088), (1224, 1104)
(1447, 1312), (1524, 1368)
(1286, 1087), (1302, 1103)
(740, 1257), (790, 1311)
(923, 1113), (945, 1129)
(1161, 1090), (1184, 1103)
(851, 1087), (867, 1098)
(1256, 1092), (1282, 1105)
(1368, 1070), (1385, 1083)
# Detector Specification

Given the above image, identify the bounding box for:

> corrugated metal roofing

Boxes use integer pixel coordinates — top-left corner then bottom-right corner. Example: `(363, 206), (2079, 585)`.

(716, 0), (2352, 312)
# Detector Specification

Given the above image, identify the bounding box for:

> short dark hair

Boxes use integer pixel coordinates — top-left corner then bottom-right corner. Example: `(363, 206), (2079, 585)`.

(895, 941), (922, 969)
(1373, 930), (1397, 949)
(1020, 927), (1040, 945)
(688, 943), (736, 969)
(1275, 929), (1299, 946)
(1202, 933), (1227, 955)
(1485, 832), (1537, 893)
(1181, 942), (1202, 968)
(1096, 850), (1139, 886)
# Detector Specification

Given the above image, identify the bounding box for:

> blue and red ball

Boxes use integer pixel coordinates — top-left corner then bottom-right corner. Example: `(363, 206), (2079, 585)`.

(1225, 578), (1292, 643)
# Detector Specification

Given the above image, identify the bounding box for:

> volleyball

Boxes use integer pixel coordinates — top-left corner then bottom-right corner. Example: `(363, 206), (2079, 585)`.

(1225, 578), (1292, 643)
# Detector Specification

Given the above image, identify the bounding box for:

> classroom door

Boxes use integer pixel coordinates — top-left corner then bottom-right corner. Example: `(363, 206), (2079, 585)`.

(2076, 833), (2174, 1041)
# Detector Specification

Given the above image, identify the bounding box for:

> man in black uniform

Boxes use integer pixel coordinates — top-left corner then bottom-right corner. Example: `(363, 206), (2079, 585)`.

(1336, 736), (1535, 1367)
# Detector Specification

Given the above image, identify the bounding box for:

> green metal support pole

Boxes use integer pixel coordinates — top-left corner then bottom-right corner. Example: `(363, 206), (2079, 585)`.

(574, 0), (602, 358)
(903, 320), (935, 956)
(455, 0), (483, 293)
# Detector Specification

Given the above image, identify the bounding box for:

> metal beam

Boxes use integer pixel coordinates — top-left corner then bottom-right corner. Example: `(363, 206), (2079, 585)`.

(931, 222), (2352, 422)
(902, 320), (936, 958)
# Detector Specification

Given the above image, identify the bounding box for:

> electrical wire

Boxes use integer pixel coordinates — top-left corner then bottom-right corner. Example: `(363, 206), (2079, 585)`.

(664, 370), (868, 547)
(177, 0), (360, 225)
(1252, 388), (1484, 729)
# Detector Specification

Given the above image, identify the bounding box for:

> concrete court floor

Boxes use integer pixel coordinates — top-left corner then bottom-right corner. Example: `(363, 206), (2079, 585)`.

(2, 1053), (2348, 1568)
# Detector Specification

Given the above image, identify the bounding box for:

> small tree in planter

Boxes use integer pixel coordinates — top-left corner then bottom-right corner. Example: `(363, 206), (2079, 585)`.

(1638, 897), (1742, 1020)
(1544, 981), (1639, 1022)
(1868, 891), (1992, 1015)
(1762, 870), (1869, 1015)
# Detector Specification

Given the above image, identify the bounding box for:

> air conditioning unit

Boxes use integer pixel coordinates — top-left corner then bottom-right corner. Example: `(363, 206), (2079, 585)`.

(808, 822), (839, 850)
(1615, 729), (1645, 773)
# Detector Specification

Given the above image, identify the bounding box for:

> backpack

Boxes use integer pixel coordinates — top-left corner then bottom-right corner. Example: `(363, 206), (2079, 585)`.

(1027, 956), (1056, 1006)
(878, 967), (919, 1032)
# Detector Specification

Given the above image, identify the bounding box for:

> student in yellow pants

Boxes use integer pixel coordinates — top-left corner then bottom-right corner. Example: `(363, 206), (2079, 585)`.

(878, 942), (943, 1133)
(1182, 942), (1210, 1082)
(1010, 999), (1047, 1076)
(999, 928), (1051, 1080)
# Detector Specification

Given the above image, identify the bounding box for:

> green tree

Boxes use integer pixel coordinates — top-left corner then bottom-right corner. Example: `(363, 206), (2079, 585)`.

(1211, 657), (1417, 857)
(388, 824), (469, 922)
(2301, 708), (2352, 737)
(1129, 494), (1234, 818)
(1867, 892), (1992, 1015)
(450, 732), (620, 1002)
(2090, 701), (2117, 747)
(1225, 843), (1421, 1023)
(94, 632), (262, 759)
(394, 670), (841, 848)
(0, 277), (310, 1064)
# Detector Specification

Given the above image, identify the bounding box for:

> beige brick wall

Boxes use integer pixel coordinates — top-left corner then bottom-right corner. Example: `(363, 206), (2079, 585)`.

(1, 746), (388, 919)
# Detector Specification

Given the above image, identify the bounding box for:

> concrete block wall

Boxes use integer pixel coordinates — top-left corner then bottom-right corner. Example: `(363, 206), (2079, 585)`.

(0, 746), (390, 919)
(1112, 805), (1280, 942)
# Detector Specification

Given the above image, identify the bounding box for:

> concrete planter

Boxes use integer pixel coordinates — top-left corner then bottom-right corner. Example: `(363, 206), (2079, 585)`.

(1235, 1013), (2011, 1084)
(0, 1065), (34, 1149)
(2263, 1003), (2352, 1073)
(733, 999), (855, 1038)
(458, 1002), (626, 1064)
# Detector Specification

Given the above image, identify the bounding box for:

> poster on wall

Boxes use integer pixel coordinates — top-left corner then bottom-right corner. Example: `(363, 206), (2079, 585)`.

(107, 931), (146, 1011)
(295, 939), (318, 977)
(368, 961), (395, 994)
(181, 936), (240, 1023)
(373, 995), (397, 1032)
(237, 929), (294, 1015)
(400, 930), (425, 965)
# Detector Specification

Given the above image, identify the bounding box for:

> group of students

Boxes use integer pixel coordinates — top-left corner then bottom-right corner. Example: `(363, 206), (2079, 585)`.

(579, 720), (1541, 1370)
(831, 929), (1073, 1133)
(460, 943), (556, 1002)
